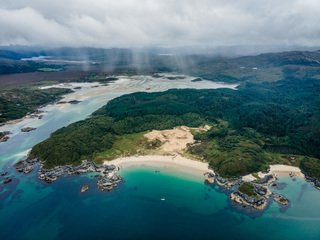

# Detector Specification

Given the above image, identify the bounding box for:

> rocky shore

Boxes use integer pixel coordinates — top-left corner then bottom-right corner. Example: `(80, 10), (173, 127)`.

(81, 184), (90, 193)
(274, 194), (289, 205)
(14, 158), (121, 191)
(27, 110), (45, 120)
(57, 100), (82, 104)
(204, 170), (288, 210)
(0, 131), (11, 142)
(302, 171), (320, 190)
(21, 127), (37, 132)
(0, 107), (46, 128)
(97, 173), (122, 191)
(13, 155), (311, 209)
(230, 191), (267, 210)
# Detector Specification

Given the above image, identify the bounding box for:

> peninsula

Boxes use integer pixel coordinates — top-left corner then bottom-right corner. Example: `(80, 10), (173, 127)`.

(9, 50), (320, 210)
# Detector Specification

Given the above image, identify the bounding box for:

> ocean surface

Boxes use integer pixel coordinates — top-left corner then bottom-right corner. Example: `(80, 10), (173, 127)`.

(1, 76), (320, 240)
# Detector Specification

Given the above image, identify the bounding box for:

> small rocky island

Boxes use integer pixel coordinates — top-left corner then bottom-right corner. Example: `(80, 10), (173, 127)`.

(274, 195), (289, 205)
(302, 172), (320, 190)
(21, 127), (36, 132)
(14, 158), (121, 191)
(0, 131), (11, 142)
(81, 184), (90, 193)
(205, 170), (284, 210)
(191, 78), (203, 82)
(68, 100), (81, 104)
(57, 100), (82, 104)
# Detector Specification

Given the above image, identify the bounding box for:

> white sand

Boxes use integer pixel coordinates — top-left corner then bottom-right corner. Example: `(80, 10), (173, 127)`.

(259, 164), (304, 178)
(144, 126), (195, 153)
(242, 174), (257, 182)
(41, 81), (134, 104)
(105, 156), (305, 179)
(103, 126), (213, 176)
(39, 75), (238, 108)
(105, 154), (213, 175)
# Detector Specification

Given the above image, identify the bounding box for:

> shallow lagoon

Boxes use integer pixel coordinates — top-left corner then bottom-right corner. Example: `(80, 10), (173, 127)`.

(0, 76), (320, 240)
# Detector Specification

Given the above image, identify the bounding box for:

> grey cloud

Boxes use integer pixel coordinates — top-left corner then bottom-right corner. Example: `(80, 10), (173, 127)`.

(0, 0), (319, 48)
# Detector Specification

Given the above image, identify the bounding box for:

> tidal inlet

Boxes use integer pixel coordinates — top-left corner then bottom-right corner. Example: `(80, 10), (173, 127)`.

(1, 1), (320, 240)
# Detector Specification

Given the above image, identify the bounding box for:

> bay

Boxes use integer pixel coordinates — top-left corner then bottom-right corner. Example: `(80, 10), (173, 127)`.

(0, 75), (319, 240)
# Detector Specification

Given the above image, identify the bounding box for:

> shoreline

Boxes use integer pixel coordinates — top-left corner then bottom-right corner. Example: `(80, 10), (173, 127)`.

(105, 155), (305, 179)
(1, 75), (236, 127)
(13, 153), (319, 209)
(259, 164), (304, 178)
(105, 154), (213, 176)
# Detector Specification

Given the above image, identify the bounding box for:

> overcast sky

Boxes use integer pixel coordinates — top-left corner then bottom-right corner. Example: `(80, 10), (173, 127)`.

(0, 0), (319, 48)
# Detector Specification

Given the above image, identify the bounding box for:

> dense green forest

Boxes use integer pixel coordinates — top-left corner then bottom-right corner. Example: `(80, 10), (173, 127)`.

(0, 58), (65, 75)
(0, 88), (73, 123)
(30, 75), (320, 179)
(2, 48), (317, 179)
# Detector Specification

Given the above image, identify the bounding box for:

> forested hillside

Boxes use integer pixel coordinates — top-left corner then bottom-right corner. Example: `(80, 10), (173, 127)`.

(0, 88), (72, 123)
(29, 74), (320, 179)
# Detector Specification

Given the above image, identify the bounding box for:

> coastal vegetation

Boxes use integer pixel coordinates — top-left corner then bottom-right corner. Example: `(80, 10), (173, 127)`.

(0, 87), (73, 123)
(1, 48), (319, 180)
(29, 75), (320, 180)
(0, 58), (64, 75)
(94, 132), (149, 163)
(238, 182), (259, 200)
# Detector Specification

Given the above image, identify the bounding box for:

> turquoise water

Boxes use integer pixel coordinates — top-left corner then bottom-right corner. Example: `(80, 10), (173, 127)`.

(1, 80), (320, 239)
(1, 165), (320, 240)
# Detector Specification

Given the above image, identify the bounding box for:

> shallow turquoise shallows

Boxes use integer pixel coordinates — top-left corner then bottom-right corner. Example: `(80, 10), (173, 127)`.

(1, 79), (320, 240)
(1, 164), (320, 240)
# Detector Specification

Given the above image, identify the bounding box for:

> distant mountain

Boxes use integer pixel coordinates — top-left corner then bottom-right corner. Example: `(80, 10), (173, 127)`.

(257, 50), (320, 66)
(1, 46), (320, 82)
(0, 50), (26, 60)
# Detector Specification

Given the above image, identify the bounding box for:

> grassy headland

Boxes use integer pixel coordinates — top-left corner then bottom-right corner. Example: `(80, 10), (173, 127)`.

(238, 182), (259, 199)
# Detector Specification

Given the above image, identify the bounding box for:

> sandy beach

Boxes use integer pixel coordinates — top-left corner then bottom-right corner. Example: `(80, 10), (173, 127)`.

(106, 154), (304, 179)
(105, 154), (213, 175)
(104, 125), (214, 176)
(259, 164), (304, 178)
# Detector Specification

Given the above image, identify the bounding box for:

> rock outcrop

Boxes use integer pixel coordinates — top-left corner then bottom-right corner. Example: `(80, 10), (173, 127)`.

(24, 166), (34, 174)
(254, 174), (276, 186)
(216, 176), (244, 189)
(0, 131), (11, 142)
(230, 191), (267, 210)
(204, 170), (244, 189)
(204, 172), (215, 184)
(274, 195), (289, 205)
(81, 184), (90, 193)
(15, 158), (121, 191)
(302, 171), (320, 190)
(206, 170), (291, 210)
(3, 178), (12, 184)
(21, 127), (36, 132)
(14, 158), (39, 173)
(97, 173), (122, 192)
